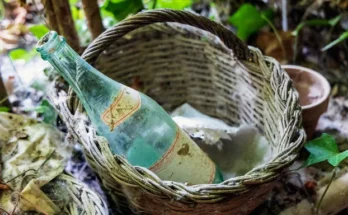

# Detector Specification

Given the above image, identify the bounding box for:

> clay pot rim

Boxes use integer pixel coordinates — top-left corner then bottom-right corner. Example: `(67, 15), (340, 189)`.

(282, 65), (331, 110)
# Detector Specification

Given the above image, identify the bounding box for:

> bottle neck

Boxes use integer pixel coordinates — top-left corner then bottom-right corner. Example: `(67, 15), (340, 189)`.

(37, 31), (97, 98)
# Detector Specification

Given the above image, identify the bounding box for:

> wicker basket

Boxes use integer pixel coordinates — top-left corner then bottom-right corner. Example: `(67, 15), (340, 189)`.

(49, 9), (305, 214)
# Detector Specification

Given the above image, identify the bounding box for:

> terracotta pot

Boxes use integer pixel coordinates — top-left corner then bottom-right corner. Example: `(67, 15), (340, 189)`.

(282, 65), (331, 140)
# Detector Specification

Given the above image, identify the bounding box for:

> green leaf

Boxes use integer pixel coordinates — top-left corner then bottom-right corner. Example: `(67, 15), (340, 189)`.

(9, 48), (37, 62)
(321, 31), (348, 51)
(102, 0), (144, 21)
(304, 153), (329, 167)
(143, 0), (192, 9)
(0, 106), (10, 112)
(328, 150), (348, 166)
(304, 133), (343, 167)
(29, 25), (50, 39)
(228, 4), (273, 41)
(305, 133), (338, 154)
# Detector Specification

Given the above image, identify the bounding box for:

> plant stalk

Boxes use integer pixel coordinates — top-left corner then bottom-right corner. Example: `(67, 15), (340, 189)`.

(81, 0), (105, 39)
(41, 0), (60, 33)
(51, 0), (80, 52)
(315, 167), (337, 214)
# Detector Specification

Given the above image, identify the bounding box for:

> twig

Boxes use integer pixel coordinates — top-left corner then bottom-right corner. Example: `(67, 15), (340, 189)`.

(315, 167), (338, 214)
(5, 169), (37, 183)
(37, 150), (56, 172)
(5, 149), (56, 184)
(10, 192), (20, 215)
(0, 95), (9, 105)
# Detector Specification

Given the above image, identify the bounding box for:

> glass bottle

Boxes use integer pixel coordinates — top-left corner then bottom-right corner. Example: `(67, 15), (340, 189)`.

(37, 31), (223, 184)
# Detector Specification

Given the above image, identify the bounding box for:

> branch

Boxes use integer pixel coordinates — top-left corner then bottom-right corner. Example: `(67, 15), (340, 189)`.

(81, 0), (104, 39)
(41, 0), (60, 33)
(51, 0), (80, 51)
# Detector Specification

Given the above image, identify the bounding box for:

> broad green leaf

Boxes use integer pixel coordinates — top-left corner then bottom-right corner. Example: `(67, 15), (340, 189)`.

(143, 0), (192, 9)
(0, 106), (10, 112)
(304, 133), (339, 167)
(304, 153), (329, 167)
(228, 4), (273, 41)
(322, 31), (348, 51)
(102, 0), (144, 21)
(305, 133), (339, 155)
(328, 150), (348, 166)
(29, 25), (50, 39)
(9, 48), (37, 62)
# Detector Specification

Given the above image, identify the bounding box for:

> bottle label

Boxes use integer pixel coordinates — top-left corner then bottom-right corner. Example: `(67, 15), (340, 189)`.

(150, 128), (216, 184)
(101, 86), (141, 131)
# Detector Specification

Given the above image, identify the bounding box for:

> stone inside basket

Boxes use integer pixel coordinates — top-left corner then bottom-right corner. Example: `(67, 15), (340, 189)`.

(49, 9), (306, 215)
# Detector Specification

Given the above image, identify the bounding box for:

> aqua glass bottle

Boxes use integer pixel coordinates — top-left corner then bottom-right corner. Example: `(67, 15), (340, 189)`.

(37, 31), (223, 184)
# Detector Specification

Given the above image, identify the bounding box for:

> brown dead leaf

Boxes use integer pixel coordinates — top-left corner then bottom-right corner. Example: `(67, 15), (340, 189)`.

(255, 31), (294, 64)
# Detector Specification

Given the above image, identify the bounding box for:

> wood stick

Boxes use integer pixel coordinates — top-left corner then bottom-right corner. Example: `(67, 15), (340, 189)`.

(81, 0), (104, 39)
(51, 0), (80, 52)
(41, 0), (60, 33)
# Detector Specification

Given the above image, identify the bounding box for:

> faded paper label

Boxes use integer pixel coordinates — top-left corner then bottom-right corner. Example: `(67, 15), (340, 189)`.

(150, 128), (216, 184)
(102, 86), (141, 131)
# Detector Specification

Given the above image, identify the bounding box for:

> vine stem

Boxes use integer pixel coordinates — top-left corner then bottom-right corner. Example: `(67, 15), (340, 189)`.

(315, 167), (337, 214)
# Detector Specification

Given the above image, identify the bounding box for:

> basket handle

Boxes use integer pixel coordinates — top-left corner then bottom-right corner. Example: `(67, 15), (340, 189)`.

(82, 9), (252, 64)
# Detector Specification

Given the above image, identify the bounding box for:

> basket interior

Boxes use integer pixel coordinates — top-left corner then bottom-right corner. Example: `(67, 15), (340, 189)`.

(94, 23), (285, 155)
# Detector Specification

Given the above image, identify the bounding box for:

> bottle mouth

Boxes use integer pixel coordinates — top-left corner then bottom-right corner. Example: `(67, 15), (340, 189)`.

(36, 31), (65, 60)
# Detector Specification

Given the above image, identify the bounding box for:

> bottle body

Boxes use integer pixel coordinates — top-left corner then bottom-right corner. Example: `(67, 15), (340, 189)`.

(37, 31), (223, 184)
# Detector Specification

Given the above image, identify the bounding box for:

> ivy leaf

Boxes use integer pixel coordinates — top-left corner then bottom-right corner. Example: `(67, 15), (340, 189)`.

(304, 133), (337, 166)
(9, 48), (37, 62)
(328, 150), (348, 167)
(102, 0), (144, 21)
(228, 4), (273, 41)
(29, 24), (50, 39)
(0, 106), (10, 112)
(143, 0), (192, 10)
(304, 133), (348, 167)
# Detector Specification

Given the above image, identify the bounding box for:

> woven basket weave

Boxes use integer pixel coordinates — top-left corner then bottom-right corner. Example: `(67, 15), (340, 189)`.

(49, 9), (305, 215)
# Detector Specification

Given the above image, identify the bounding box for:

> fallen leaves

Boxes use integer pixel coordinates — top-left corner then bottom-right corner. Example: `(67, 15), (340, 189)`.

(255, 31), (294, 64)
